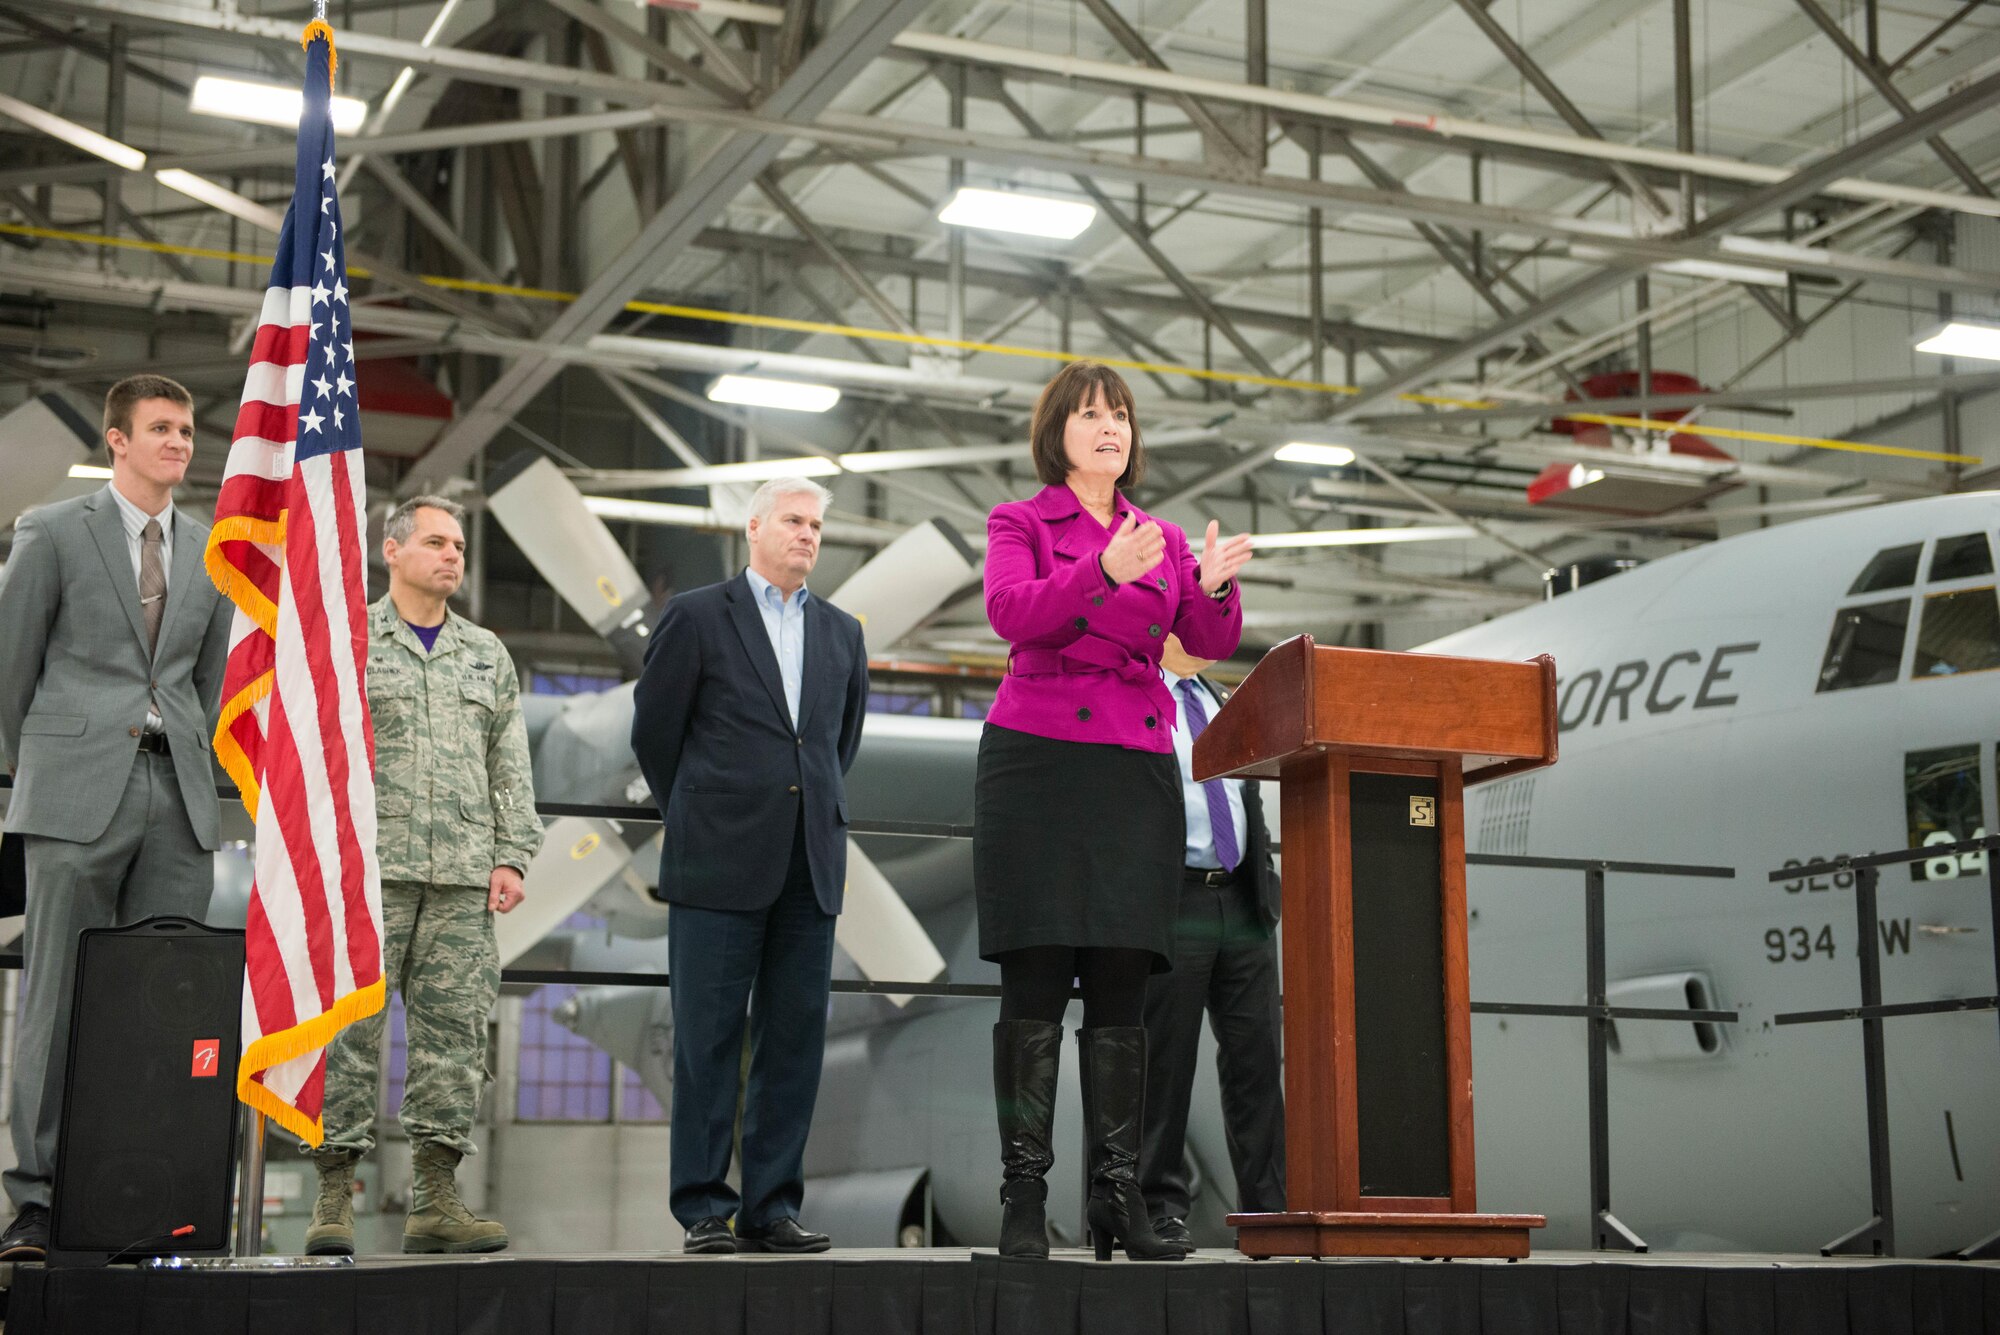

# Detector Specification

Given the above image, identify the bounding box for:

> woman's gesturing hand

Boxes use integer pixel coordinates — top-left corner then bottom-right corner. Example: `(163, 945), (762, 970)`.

(1198, 520), (1253, 595)
(1100, 514), (1165, 586)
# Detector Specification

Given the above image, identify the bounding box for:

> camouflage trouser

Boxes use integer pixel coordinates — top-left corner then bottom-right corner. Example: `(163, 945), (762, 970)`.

(317, 879), (499, 1158)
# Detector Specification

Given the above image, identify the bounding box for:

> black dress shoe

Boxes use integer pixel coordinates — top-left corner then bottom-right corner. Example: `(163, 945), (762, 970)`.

(0, 1204), (49, 1262)
(1151, 1216), (1195, 1254)
(683, 1216), (737, 1254)
(735, 1217), (831, 1253)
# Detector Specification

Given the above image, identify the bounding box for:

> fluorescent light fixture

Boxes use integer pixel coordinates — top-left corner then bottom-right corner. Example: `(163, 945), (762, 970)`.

(1652, 257), (1789, 287)
(707, 374), (842, 413)
(619, 457), (843, 486)
(1251, 525), (1478, 550)
(68, 463), (114, 479)
(1567, 464), (1607, 488)
(153, 169), (287, 231)
(938, 186), (1096, 240)
(1915, 319), (2000, 362)
(1275, 441), (1357, 468)
(0, 91), (146, 171)
(190, 75), (368, 135)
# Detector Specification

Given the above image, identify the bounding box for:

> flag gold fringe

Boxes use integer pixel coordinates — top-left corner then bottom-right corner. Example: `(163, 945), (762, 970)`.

(301, 20), (337, 88)
(212, 670), (273, 821)
(237, 976), (384, 1147)
(205, 513), (286, 819)
(204, 514), (284, 639)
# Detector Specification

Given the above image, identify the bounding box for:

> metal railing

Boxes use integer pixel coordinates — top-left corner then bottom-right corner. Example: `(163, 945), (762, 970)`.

(1765, 834), (2000, 1261)
(1465, 853), (1739, 1253)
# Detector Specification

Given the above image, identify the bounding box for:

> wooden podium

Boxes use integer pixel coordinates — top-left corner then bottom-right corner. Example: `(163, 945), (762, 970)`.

(1194, 635), (1558, 1259)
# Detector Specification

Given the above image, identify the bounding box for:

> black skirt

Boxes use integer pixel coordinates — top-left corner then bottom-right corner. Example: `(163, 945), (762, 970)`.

(973, 723), (1185, 970)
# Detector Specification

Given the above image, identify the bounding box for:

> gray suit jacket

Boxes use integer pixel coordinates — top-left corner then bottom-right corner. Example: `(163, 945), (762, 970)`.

(0, 486), (232, 847)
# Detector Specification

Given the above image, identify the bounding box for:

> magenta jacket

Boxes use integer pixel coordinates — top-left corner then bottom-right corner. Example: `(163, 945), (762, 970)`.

(984, 484), (1244, 753)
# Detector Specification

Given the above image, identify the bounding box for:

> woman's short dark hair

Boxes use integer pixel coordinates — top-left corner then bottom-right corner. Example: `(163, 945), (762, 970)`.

(1029, 361), (1145, 489)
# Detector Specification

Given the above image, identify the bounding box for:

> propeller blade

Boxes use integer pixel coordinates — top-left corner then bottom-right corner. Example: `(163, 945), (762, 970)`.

(485, 453), (652, 672)
(828, 518), (979, 656)
(498, 815), (635, 966)
(836, 838), (947, 1007)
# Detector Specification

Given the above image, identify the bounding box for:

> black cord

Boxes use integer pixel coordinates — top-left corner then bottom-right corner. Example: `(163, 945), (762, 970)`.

(105, 1223), (196, 1265)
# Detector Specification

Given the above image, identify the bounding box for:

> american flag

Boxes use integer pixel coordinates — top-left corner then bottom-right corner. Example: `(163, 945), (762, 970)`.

(205, 23), (384, 1148)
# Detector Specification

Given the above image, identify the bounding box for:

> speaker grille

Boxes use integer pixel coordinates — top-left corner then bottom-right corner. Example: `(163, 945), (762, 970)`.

(51, 920), (244, 1258)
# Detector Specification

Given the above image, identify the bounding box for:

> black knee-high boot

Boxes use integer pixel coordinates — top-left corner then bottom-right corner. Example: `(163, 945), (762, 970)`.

(1078, 1027), (1182, 1262)
(993, 1020), (1062, 1258)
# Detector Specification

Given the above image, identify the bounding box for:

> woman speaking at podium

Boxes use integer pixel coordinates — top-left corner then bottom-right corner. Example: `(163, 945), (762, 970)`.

(976, 361), (1252, 1261)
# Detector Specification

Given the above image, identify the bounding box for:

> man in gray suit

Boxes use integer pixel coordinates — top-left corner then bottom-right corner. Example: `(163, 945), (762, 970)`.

(0, 375), (232, 1259)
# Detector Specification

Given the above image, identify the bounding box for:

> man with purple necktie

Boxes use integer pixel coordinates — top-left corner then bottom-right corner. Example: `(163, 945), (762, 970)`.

(1139, 634), (1286, 1253)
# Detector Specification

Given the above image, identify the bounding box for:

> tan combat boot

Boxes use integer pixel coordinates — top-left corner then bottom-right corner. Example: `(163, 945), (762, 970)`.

(305, 1149), (359, 1256)
(402, 1142), (508, 1254)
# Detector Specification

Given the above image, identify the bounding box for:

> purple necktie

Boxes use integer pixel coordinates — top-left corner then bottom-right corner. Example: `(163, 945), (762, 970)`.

(1177, 679), (1240, 872)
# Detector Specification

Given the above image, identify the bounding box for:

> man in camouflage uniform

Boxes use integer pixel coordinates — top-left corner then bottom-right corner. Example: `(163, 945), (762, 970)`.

(306, 495), (542, 1256)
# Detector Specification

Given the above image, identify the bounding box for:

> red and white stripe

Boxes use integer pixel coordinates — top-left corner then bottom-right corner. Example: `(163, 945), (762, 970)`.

(211, 281), (383, 1143)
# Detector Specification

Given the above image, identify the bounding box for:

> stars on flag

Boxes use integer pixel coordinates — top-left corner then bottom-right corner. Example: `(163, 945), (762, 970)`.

(333, 279), (348, 304)
(301, 406), (325, 434)
(335, 371), (354, 397)
(311, 280), (330, 306)
(312, 373), (332, 398)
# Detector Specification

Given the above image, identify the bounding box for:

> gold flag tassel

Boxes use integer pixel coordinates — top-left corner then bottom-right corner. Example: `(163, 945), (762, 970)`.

(301, 18), (337, 87)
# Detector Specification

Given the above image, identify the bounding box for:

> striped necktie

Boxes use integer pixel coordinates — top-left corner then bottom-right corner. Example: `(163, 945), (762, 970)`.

(1177, 678), (1240, 872)
(140, 518), (167, 657)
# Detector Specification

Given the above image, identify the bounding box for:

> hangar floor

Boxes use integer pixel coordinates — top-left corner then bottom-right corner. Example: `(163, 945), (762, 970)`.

(4, 1247), (1996, 1334)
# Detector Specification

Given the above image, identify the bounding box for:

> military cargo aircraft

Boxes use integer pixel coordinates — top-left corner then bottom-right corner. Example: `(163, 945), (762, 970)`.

(523, 482), (2000, 1256)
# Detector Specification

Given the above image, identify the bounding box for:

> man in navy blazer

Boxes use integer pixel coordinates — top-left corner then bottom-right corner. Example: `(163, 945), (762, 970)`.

(631, 477), (868, 1254)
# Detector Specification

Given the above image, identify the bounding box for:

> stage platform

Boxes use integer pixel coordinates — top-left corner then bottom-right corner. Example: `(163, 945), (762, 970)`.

(4, 1247), (1996, 1335)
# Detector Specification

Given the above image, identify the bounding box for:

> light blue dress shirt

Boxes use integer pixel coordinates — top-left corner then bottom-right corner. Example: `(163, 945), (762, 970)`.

(1163, 668), (1248, 871)
(746, 566), (808, 728)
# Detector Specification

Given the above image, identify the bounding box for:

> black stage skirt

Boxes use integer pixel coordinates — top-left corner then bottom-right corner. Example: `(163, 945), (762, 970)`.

(973, 724), (1184, 970)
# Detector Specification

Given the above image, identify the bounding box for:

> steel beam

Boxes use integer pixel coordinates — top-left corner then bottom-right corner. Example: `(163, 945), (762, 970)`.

(25, 0), (2000, 223)
(539, 0), (749, 104)
(1327, 129), (1593, 399)
(1075, 0), (1255, 163)
(1156, 91), (1984, 512)
(1353, 369), (2000, 428)
(753, 173), (916, 337)
(1790, 0), (1994, 198)
(360, 157), (536, 331)
(403, 0), (931, 492)
(993, 90), (1282, 380)
(1450, 0), (1672, 223)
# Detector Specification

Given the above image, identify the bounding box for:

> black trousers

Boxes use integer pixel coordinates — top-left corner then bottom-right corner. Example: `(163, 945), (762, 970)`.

(1139, 877), (1286, 1220)
(666, 813), (836, 1230)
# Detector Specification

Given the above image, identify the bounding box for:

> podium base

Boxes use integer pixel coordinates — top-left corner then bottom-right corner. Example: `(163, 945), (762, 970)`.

(1227, 1210), (1546, 1259)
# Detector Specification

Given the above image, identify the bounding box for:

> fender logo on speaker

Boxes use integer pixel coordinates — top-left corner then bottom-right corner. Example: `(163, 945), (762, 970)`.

(1409, 796), (1436, 828)
(191, 1039), (220, 1077)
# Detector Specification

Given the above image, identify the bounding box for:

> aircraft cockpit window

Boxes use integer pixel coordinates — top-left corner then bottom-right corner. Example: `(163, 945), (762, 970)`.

(1911, 586), (2000, 679)
(1928, 532), (1995, 583)
(1847, 543), (1923, 594)
(1817, 598), (1910, 692)
(1903, 745), (1984, 882)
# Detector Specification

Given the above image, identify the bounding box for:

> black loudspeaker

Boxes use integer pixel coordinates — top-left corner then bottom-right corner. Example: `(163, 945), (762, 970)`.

(0, 831), (24, 921)
(48, 916), (245, 1266)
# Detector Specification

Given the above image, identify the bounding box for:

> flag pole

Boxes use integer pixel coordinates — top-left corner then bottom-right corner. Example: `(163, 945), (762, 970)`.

(235, 1109), (268, 1256)
(227, 0), (323, 1263)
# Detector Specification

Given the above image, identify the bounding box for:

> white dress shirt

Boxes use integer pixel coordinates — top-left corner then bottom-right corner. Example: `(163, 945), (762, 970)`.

(1162, 668), (1248, 871)
(106, 484), (174, 732)
(745, 566), (808, 728)
(107, 482), (174, 589)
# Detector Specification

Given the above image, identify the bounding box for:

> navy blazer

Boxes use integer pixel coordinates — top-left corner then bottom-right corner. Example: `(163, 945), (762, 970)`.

(631, 570), (869, 914)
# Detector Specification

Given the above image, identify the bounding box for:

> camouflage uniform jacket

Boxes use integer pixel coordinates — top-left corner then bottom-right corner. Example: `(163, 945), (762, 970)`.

(367, 595), (542, 887)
